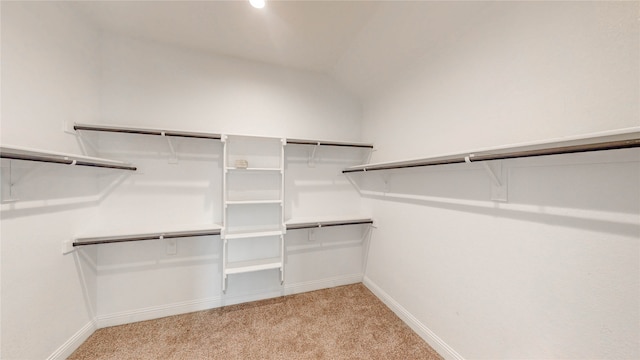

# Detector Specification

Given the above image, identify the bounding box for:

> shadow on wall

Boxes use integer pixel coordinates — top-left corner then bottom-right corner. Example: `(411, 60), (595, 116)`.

(347, 148), (640, 237)
(0, 159), (128, 219)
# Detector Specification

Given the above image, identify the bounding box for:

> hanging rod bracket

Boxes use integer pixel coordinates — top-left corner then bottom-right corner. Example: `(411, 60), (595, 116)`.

(308, 143), (320, 167)
(481, 161), (508, 202)
(307, 227), (317, 242)
(62, 239), (76, 255)
(162, 133), (179, 164)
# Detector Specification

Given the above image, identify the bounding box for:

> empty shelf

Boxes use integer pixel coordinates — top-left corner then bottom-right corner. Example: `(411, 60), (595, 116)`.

(226, 167), (282, 172)
(226, 200), (283, 205)
(74, 227), (222, 246)
(224, 230), (283, 240)
(0, 145), (136, 171)
(225, 258), (282, 275)
(74, 123), (222, 140)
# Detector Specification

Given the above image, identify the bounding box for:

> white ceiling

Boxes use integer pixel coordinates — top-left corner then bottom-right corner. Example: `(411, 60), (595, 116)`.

(74, 1), (491, 99)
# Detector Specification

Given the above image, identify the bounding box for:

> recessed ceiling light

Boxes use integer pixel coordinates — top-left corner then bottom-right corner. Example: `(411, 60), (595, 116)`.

(249, 0), (265, 9)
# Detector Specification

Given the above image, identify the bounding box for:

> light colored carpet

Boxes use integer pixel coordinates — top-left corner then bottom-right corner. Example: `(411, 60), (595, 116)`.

(69, 283), (442, 359)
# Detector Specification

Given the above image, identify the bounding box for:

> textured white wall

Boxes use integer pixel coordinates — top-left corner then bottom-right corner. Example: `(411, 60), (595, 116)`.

(360, 2), (639, 359)
(99, 32), (361, 141)
(363, 2), (639, 162)
(1, 2), (101, 359)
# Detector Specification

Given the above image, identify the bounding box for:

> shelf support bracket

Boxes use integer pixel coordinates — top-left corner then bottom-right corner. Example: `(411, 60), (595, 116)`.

(381, 173), (390, 194)
(73, 127), (100, 157)
(481, 161), (508, 202)
(308, 143), (319, 167)
(162, 133), (179, 164)
(307, 227), (317, 242)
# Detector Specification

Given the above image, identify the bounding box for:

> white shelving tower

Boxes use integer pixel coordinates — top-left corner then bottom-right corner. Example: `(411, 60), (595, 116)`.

(221, 135), (285, 292)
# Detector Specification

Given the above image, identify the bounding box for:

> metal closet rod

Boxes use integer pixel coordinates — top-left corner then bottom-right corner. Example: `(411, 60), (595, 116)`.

(286, 219), (374, 230)
(0, 147), (137, 171)
(73, 228), (222, 246)
(342, 137), (640, 173)
(74, 123), (222, 140)
(286, 138), (374, 149)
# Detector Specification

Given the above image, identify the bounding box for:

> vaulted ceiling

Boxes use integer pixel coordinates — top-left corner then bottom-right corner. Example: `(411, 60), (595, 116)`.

(74, 1), (492, 99)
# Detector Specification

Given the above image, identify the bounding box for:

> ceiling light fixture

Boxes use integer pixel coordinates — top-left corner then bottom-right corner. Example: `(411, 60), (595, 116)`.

(249, 0), (265, 9)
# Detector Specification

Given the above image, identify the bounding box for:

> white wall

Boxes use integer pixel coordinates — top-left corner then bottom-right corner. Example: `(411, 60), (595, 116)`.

(360, 2), (639, 359)
(364, 1), (639, 162)
(1, 2), (102, 359)
(99, 32), (361, 141)
(89, 32), (367, 325)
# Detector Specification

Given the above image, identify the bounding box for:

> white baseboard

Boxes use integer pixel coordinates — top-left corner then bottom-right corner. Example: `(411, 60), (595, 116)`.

(46, 319), (96, 360)
(96, 296), (224, 329)
(363, 276), (464, 360)
(285, 273), (363, 295)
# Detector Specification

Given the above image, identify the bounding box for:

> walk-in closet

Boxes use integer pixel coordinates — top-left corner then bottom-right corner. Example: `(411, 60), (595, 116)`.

(1, 1), (638, 359)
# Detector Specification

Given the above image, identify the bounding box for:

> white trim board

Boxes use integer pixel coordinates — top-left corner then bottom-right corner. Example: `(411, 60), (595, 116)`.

(46, 319), (97, 360)
(363, 276), (464, 360)
(284, 273), (362, 295)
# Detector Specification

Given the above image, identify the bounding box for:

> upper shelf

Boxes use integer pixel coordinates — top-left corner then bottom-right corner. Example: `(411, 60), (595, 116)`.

(0, 145), (137, 171)
(74, 123), (222, 140)
(286, 138), (373, 149)
(74, 122), (372, 149)
(343, 127), (640, 173)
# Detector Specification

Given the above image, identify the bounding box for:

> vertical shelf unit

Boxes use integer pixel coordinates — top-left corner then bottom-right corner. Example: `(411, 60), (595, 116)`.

(221, 135), (286, 292)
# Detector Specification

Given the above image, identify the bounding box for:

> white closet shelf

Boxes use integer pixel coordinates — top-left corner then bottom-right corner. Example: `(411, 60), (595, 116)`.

(286, 138), (374, 149)
(285, 217), (373, 230)
(224, 258), (282, 275)
(343, 127), (640, 173)
(226, 200), (283, 205)
(73, 226), (222, 246)
(224, 229), (283, 239)
(226, 167), (282, 172)
(0, 145), (136, 171)
(74, 123), (222, 140)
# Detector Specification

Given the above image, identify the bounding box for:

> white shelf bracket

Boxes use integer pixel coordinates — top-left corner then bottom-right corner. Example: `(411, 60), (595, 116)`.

(364, 147), (375, 165)
(74, 129), (100, 157)
(308, 143), (319, 167)
(481, 161), (508, 202)
(62, 239), (76, 255)
(2, 159), (47, 202)
(307, 227), (317, 242)
(161, 133), (179, 164)
(381, 173), (390, 194)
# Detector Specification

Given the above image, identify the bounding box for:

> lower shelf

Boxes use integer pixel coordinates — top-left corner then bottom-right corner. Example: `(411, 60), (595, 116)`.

(224, 229), (283, 240)
(73, 226), (222, 246)
(225, 257), (282, 275)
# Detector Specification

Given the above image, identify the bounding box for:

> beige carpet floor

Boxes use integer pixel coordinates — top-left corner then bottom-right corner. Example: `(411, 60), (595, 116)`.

(69, 283), (442, 359)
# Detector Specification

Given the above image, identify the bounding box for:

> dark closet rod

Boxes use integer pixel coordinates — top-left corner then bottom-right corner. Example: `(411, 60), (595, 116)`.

(286, 219), (374, 230)
(73, 228), (222, 246)
(0, 147), (137, 171)
(74, 123), (222, 140)
(287, 139), (374, 149)
(343, 133), (640, 173)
